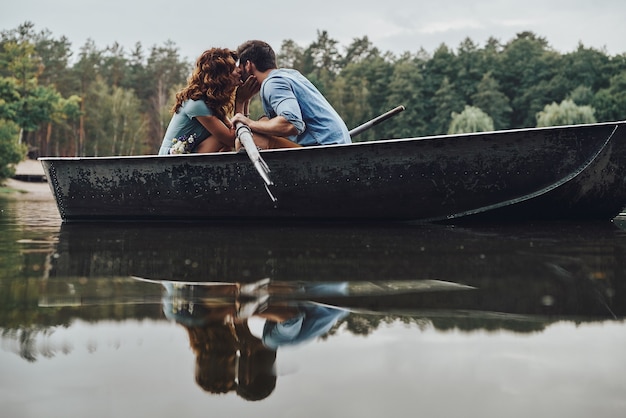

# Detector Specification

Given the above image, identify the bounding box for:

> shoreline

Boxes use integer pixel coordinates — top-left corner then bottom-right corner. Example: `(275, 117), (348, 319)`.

(1, 178), (53, 199)
(1, 159), (53, 199)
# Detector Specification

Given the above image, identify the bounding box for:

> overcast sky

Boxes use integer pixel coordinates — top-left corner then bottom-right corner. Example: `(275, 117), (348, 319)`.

(2, 0), (625, 63)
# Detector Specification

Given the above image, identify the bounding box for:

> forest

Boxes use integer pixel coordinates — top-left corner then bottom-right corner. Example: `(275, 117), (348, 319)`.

(1, 21), (626, 179)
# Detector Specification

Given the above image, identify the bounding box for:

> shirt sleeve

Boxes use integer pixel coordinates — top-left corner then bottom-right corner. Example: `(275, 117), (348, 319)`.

(263, 77), (306, 134)
(183, 100), (214, 119)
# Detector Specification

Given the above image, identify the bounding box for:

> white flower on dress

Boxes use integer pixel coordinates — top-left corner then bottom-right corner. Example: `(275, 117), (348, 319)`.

(169, 133), (198, 154)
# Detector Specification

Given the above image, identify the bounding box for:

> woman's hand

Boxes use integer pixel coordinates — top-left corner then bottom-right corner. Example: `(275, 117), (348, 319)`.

(235, 75), (260, 104)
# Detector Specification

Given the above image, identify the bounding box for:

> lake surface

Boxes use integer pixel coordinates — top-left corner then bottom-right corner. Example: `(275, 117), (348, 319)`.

(1, 184), (625, 418)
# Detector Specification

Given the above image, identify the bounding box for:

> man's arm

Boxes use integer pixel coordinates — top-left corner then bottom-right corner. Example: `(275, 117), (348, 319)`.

(231, 113), (299, 138)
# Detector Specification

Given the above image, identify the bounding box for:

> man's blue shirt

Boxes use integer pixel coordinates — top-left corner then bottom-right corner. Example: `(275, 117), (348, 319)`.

(260, 69), (351, 146)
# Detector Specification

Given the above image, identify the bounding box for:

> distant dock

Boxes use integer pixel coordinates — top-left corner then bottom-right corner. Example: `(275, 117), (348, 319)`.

(13, 159), (47, 182)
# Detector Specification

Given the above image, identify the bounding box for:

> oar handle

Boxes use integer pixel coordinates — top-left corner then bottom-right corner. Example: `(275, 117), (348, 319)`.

(235, 122), (277, 203)
(349, 105), (405, 138)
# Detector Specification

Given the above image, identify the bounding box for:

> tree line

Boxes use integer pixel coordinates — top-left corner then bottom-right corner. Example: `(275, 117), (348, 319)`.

(1, 22), (626, 179)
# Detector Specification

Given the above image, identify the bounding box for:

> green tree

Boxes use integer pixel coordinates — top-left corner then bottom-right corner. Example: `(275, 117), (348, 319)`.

(2, 25), (80, 156)
(277, 39), (305, 69)
(331, 35), (384, 131)
(420, 44), (459, 134)
(44, 94), (81, 156)
(83, 77), (146, 156)
(592, 71), (626, 122)
(448, 105), (494, 134)
(481, 37), (504, 71)
(101, 42), (129, 88)
(536, 99), (596, 127)
(13, 81), (62, 143)
(431, 76), (464, 134)
(303, 30), (342, 79)
(2, 22), (76, 96)
(0, 72), (26, 176)
(299, 31), (343, 98)
(338, 54), (394, 140)
(567, 85), (594, 106)
(455, 37), (484, 102)
(106, 86), (146, 155)
(0, 120), (26, 181)
(72, 39), (102, 155)
(471, 72), (512, 129)
(0, 33), (42, 84)
(496, 31), (561, 127)
(424, 44), (459, 91)
(384, 54), (426, 138)
(125, 43), (149, 97)
(0, 38), (66, 154)
(340, 36), (380, 67)
(560, 44), (612, 93)
(143, 42), (190, 151)
(326, 62), (370, 138)
(0, 76), (19, 120)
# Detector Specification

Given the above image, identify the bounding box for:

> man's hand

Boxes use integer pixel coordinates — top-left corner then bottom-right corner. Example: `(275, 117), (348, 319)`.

(231, 113), (251, 127)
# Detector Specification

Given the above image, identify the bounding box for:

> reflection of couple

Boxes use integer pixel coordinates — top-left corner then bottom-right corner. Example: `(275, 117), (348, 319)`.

(161, 280), (348, 400)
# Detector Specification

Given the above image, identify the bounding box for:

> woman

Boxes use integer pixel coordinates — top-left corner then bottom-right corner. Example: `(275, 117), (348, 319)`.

(158, 48), (258, 155)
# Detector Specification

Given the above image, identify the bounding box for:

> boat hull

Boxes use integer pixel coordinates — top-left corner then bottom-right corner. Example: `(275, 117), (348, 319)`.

(40, 122), (626, 222)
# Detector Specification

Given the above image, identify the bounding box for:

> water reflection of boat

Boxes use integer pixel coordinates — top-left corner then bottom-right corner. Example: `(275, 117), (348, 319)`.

(6, 220), (621, 394)
(43, 221), (626, 322)
(5, 219), (623, 405)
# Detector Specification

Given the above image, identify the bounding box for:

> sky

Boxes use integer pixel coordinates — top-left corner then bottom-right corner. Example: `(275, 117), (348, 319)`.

(1, 0), (625, 63)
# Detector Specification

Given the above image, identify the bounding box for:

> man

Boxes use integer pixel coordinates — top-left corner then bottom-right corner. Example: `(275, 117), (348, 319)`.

(231, 40), (351, 148)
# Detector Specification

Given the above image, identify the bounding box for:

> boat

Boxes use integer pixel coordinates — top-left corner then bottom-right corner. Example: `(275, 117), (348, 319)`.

(39, 120), (626, 222)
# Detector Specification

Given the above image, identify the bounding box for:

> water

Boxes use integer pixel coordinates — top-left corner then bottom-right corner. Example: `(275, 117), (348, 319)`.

(1, 185), (625, 418)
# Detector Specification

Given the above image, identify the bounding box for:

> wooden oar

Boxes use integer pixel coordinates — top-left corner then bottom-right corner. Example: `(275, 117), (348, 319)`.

(235, 122), (278, 203)
(349, 105), (405, 138)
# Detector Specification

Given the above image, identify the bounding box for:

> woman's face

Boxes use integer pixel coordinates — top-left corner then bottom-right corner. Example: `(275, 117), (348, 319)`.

(229, 64), (243, 89)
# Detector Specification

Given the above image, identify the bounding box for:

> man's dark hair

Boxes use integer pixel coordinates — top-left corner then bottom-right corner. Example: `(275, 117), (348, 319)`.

(237, 40), (277, 72)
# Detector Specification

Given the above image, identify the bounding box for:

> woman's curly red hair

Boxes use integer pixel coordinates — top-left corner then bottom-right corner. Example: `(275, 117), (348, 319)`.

(172, 48), (238, 123)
